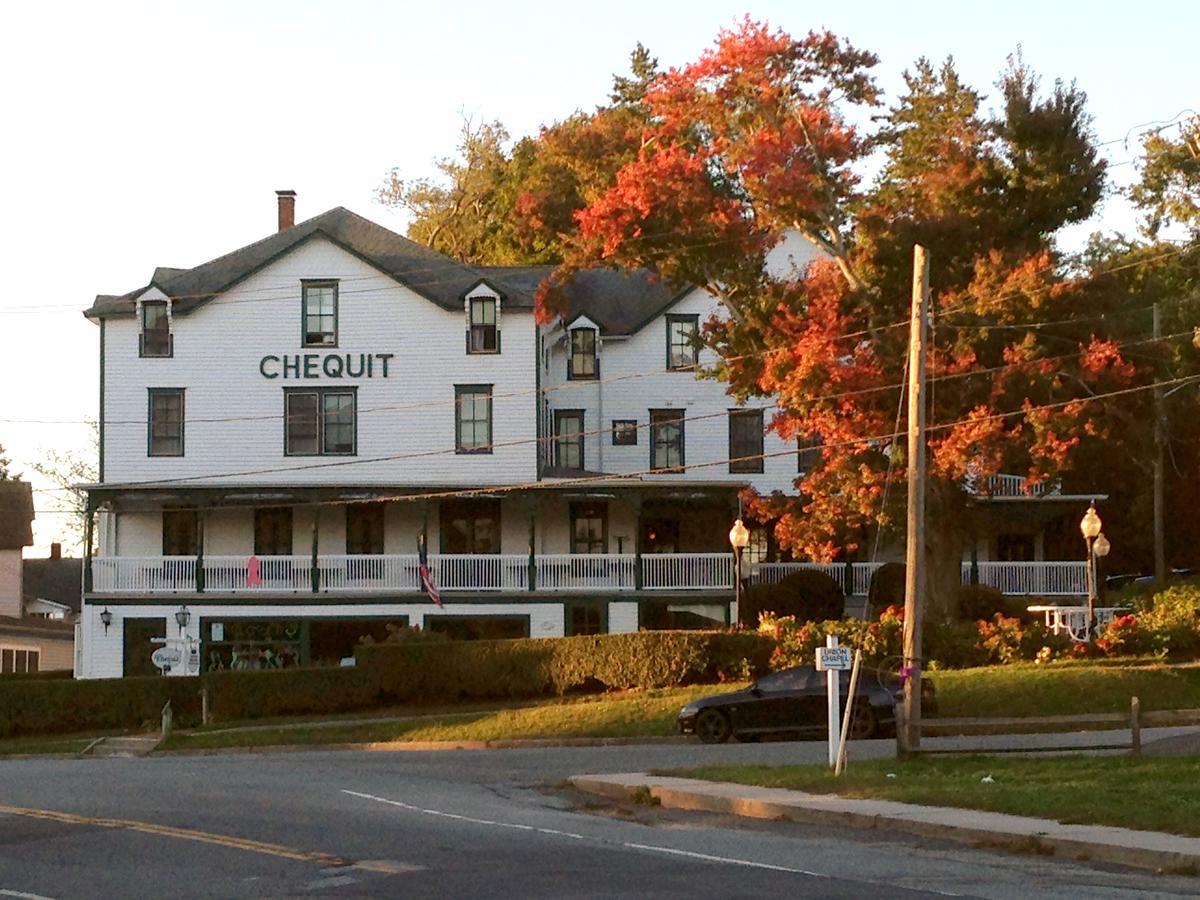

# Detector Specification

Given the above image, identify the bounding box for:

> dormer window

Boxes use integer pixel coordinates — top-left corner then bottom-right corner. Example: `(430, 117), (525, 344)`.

(467, 297), (499, 353)
(302, 281), (338, 347)
(568, 328), (598, 379)
(140, 301), (172, 357)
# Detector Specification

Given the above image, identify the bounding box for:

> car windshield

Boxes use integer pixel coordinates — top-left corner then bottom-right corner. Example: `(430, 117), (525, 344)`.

(754, 668), (813, 692)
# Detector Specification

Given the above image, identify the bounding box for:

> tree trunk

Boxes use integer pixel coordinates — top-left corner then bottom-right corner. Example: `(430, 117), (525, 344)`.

(924, 481), (966, 622)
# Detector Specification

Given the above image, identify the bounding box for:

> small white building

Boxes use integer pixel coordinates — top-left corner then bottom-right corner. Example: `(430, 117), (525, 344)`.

(77, 192), (1093, 678)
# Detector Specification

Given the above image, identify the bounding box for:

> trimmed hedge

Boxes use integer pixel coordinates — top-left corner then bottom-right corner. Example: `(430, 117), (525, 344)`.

(360, 631), (774, 705)
(0, 631), (774, 736)
(0, 675), (202, 739)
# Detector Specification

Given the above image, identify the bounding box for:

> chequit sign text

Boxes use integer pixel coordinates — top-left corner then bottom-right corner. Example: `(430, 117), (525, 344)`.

(259, 353), (394, 379)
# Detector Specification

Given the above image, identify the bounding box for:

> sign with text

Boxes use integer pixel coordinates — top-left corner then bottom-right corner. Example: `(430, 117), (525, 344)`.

(259, 353), (394, 380)
(816, 646), (852, 671)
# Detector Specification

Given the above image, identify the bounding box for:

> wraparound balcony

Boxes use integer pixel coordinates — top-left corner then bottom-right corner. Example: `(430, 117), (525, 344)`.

(89, 555), (1089, 597)
(89, 553), (736, 595)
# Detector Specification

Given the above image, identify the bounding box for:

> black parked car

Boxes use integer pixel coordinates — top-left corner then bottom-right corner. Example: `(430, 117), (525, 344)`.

(677, 665), (932, 744)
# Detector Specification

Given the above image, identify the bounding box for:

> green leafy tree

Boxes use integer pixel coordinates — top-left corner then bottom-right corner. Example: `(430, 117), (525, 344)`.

(1130, 116), (1200, 239)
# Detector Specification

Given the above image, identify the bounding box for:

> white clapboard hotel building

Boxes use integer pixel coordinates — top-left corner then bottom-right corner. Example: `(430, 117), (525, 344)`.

(77, 192), (824, 678)
(78, 192), (1093, 678)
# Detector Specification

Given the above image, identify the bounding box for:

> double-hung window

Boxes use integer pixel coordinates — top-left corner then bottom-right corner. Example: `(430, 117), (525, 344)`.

(467, 298), (498, 353)
(455, 385), (493, 453)
(302, 281), (338, 347)
(569, 502), (608, 554)
(140, 301), (172, 357)
(666, 315), (699, 370)
(612, 419), (638, 446)
(554, 410), (584, 469)
(285, 388), (356, 455)
(728, 408), (764, 474)
(568, 328), (597, 379)
(148, 388), (184, 456)
(346, 502), (386, 555)
(798, 434), (823, 473)
(649, 409), (685, 471)
(162, 509), (199, 556)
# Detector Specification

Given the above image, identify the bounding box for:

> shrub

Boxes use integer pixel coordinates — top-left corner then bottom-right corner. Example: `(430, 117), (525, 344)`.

(868, 563), (905, 613)
(740, 569), (844, 627)
(975, 614), (1042, 665)
(358, 631), (775, 704)
(0, 676), (202, 739)
(956, 584), (1029, 622)
(204, 666), (381, 723)
(759, 606), (903, 671)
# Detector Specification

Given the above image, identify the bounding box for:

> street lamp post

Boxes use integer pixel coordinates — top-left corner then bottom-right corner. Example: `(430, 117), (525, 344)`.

(1079, 504), (1105, 639)
(729, 518), (750, 628)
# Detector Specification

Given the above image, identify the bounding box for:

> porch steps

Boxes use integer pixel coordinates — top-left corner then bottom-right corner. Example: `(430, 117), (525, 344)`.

(84, 735), (161, 758)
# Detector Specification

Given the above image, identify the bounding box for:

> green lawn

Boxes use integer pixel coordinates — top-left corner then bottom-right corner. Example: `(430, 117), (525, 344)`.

(674, 755), (1200, 837)
(0, 735), (104, 757)
(161, 683), (741, 751)
(927, 661), (1200, 719)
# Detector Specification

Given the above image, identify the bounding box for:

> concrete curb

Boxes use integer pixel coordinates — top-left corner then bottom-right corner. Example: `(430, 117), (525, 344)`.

(568, 774), (1200, 875)
(150, 735), (689, 757)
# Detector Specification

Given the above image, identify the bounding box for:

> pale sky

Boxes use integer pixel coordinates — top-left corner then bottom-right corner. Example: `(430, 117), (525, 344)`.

(2, 0), (1196, 552)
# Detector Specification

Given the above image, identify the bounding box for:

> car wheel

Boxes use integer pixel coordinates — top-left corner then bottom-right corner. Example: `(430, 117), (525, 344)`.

(694, 709), (732, 744)
(848, 705), (877, 740)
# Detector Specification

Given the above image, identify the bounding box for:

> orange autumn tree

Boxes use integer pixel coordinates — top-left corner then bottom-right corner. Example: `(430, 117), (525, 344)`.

(534, 21), (1127, 618)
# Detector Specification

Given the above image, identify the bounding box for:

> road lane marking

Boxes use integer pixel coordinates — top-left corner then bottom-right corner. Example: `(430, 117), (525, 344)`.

(343, 790), (584, 839)
(343, 790), (965, 895)
(0, 804), (415, 876)
(621, 841), (829, 875)
(0, 890), (59, 900)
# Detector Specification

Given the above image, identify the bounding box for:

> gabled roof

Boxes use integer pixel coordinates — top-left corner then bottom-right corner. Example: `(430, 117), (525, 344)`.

(86, 207), (696, 336)
(478, 265), (693, 336)
(86, 207), (540, 319)
(22, 557), (82, 613)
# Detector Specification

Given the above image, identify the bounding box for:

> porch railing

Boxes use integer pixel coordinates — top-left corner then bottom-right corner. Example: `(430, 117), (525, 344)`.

(536, 554), (638, 592)
(962, 561), (1088, 596)
(87, 554), (1090, 597)
(642, 553), (733, 591)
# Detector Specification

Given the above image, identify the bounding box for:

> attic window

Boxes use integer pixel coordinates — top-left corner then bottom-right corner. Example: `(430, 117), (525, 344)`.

(467, 298), (499, 353)
(568, 328), (598, 380)
(302, 281), (338, 347)
(140, 301), (172, 357)
(666, 315), (699, 371)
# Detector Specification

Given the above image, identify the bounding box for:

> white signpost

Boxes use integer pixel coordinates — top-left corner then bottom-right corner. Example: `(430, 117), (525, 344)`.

(816, 636), (852, 768)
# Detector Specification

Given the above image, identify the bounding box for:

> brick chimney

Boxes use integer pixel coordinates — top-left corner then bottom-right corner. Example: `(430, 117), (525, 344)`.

(276, 190), (297, 231)
(50, 542), (61, 560)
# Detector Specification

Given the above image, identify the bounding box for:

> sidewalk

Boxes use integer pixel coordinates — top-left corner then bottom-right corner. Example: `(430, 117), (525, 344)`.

(569, 772), (1200, 874)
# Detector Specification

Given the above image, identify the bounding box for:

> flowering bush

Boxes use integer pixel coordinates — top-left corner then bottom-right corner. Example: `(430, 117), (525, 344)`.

(758, 607), (902, 670)
(975, 614), (1042, 664)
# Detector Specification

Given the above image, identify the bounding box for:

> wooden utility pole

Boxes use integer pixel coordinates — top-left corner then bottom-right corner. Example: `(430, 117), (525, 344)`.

(900, 244), (930, 755)
(1153, 303), (1167, 586)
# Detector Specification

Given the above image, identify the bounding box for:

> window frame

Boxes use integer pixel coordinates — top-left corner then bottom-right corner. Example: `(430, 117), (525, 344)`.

(301, 280), (339, 348)
(466, 296), (500, 354)
(455, 384), (494, 454)
(284, 387), (357, 457)
(139, 300), (172, 358)
(147, 388), (185, 457)
(569, 501), (608, 554)
(649, 408), (685, 472)
(0, 646), (39, 674)
(554, 409), (585, 470)
(612, 419), (638, 446)
(665, 314), (699, 371)
(728, 408), (765, 474)
(798, 434), (823, 473)
(567, 327), (598, 380)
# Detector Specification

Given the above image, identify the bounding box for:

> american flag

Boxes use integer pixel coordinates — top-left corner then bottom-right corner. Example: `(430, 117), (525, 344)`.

(418, 532), (442, 608)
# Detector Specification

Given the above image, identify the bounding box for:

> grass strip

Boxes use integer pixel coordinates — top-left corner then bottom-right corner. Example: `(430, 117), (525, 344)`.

(928, 662), (1200, 719)
(672, 755), (1200, 837)
(160, 683), (741, 751)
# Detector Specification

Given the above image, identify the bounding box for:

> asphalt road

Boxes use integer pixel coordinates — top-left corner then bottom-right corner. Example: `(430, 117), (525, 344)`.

(1, 741), (1198, 899)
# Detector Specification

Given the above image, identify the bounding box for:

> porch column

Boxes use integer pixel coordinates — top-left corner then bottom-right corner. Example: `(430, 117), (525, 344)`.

(310, 510), (320, 593)
(527, 503), (537, 592)
(82, 500), (95, 594)
(633, 491), (644, 590)
(195, 508), (206, 593)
